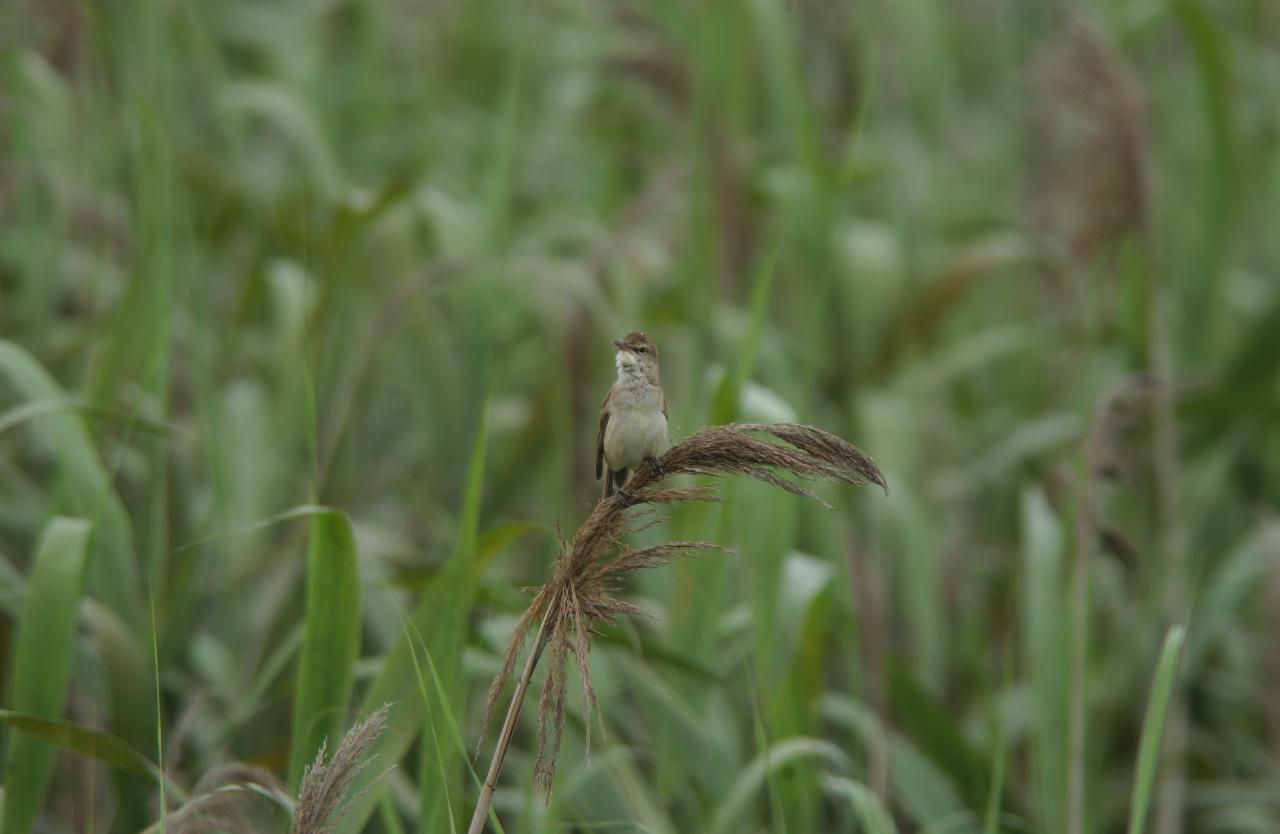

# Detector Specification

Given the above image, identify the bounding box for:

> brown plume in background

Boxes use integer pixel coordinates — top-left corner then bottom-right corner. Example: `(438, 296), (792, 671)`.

(1031, 15), (1152, 266)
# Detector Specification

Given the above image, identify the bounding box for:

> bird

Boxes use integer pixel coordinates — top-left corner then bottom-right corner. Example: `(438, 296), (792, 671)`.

(595, 331), (668, 502)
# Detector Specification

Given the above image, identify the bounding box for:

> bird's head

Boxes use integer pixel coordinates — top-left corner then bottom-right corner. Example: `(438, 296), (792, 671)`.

(613, 331), (660, 381)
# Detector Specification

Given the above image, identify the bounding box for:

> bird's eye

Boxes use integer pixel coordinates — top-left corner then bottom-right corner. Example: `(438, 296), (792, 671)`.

(635, 346), (646, 353)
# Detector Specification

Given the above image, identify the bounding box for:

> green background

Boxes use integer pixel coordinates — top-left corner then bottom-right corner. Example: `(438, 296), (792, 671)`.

(2, 1), (1278, 832)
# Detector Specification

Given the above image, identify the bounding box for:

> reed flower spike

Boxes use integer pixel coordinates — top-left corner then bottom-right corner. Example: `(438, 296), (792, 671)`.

(468, 422), (886, 832)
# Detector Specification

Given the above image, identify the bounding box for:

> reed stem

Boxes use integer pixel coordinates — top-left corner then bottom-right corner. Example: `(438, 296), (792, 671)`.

(468, 611), (553, 834)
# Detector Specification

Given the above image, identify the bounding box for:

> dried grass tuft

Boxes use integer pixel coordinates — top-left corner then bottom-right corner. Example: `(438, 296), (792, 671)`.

(142, 764), (288, 834)
(290, 704), (392, 834)
(480, 422), (885, 792)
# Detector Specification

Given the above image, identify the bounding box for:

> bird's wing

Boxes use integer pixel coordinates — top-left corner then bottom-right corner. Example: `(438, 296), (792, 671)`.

(595, 388), (611, 480)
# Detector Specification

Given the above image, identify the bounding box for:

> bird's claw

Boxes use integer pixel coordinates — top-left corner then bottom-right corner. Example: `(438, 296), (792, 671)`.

(615, 488), (634, 506)
(647, 456), (665, 476)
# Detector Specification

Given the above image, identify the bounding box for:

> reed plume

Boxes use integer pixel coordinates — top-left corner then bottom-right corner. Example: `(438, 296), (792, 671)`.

(468, 422), (885, 832)
(1031, 13), (1151, 264)
(290, 704), (392, 834)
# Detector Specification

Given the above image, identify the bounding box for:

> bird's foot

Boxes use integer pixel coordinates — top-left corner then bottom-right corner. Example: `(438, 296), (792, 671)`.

(614, 488), (634, 506)
(647, 456), (665, 476)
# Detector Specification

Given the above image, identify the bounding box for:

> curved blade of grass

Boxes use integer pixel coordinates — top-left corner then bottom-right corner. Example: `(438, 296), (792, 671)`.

(821, 694), (965, 823)
(218, 81), (345, 197)
(1126, 626), (1186, 834)
(549, 746), (676, 834)
(288, 509), (362, 788)
(397, 601), (494, 834)
(403, 629), (460, 834)
(708, 738), (850, 834)
(822, 775), (897, 834)
(0, 342), (140, 626)
(139, 781), (294, 834)
(2, 517), (91, 834)
(171, 503), (331, 557)
(0, 711), (184, 801)
(0, 398), (179, 439)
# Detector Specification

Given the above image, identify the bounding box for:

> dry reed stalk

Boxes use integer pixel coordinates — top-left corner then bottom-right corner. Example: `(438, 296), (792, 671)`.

(847, 538), (889, 802)
(1134, 176), (1187, 834)
(1068, 379), (1150, 834)
(467, 422), (885, 833)
(1032, 16), (1170, 834)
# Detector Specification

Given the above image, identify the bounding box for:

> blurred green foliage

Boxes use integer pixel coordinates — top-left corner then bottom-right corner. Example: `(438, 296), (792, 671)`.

(1, 0), (1279, 832)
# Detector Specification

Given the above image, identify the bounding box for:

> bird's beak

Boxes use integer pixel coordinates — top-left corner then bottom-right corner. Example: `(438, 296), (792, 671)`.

(613, 339), (627, 351)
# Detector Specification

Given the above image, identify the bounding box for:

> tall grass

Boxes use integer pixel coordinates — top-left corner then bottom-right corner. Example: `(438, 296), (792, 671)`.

(2, 1), (1277, 832)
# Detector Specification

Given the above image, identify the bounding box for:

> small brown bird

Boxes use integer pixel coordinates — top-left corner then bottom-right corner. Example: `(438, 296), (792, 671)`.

(595, 331), (668, 501)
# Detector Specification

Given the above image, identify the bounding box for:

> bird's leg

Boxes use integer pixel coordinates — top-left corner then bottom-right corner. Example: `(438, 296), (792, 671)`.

(611, 469), (634, 506)
(647, 455), (665, 476)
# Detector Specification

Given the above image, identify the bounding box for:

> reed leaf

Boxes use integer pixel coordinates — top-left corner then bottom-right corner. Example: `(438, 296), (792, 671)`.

(1, 517), (91, 834)
(289, 510), (363, 788)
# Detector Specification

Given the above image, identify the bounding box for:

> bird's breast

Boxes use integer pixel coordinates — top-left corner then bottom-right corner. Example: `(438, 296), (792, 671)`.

(603, 394), (667, 472)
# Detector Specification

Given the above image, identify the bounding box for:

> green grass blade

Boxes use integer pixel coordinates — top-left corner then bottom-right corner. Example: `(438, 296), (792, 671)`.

(396, 606), (462, 834)
(0, 342), (140, 626)
(1126, 626), (1186, 834)
(150, 591), (168, 828)
(1172, 0), (1235, 349)
(79, 601), (153, 750)
(215, 625), (304, 745)
(378, 793), (407, 834)
(0, 399), (179, 440)
(337, 400), (489, 834)
(821, 775), (897, 834)
(0, 550), (25, 616)
(420, 398), (488, 830)
(708, 738), (850, 834)
(821, 695), (964, 823)
(0, 711), (185, 801)
(398, 603), (520, 833)
(289, 509), (363, 788)
(1021, 487), (1068, 834)
(2, 517), (91, 834)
